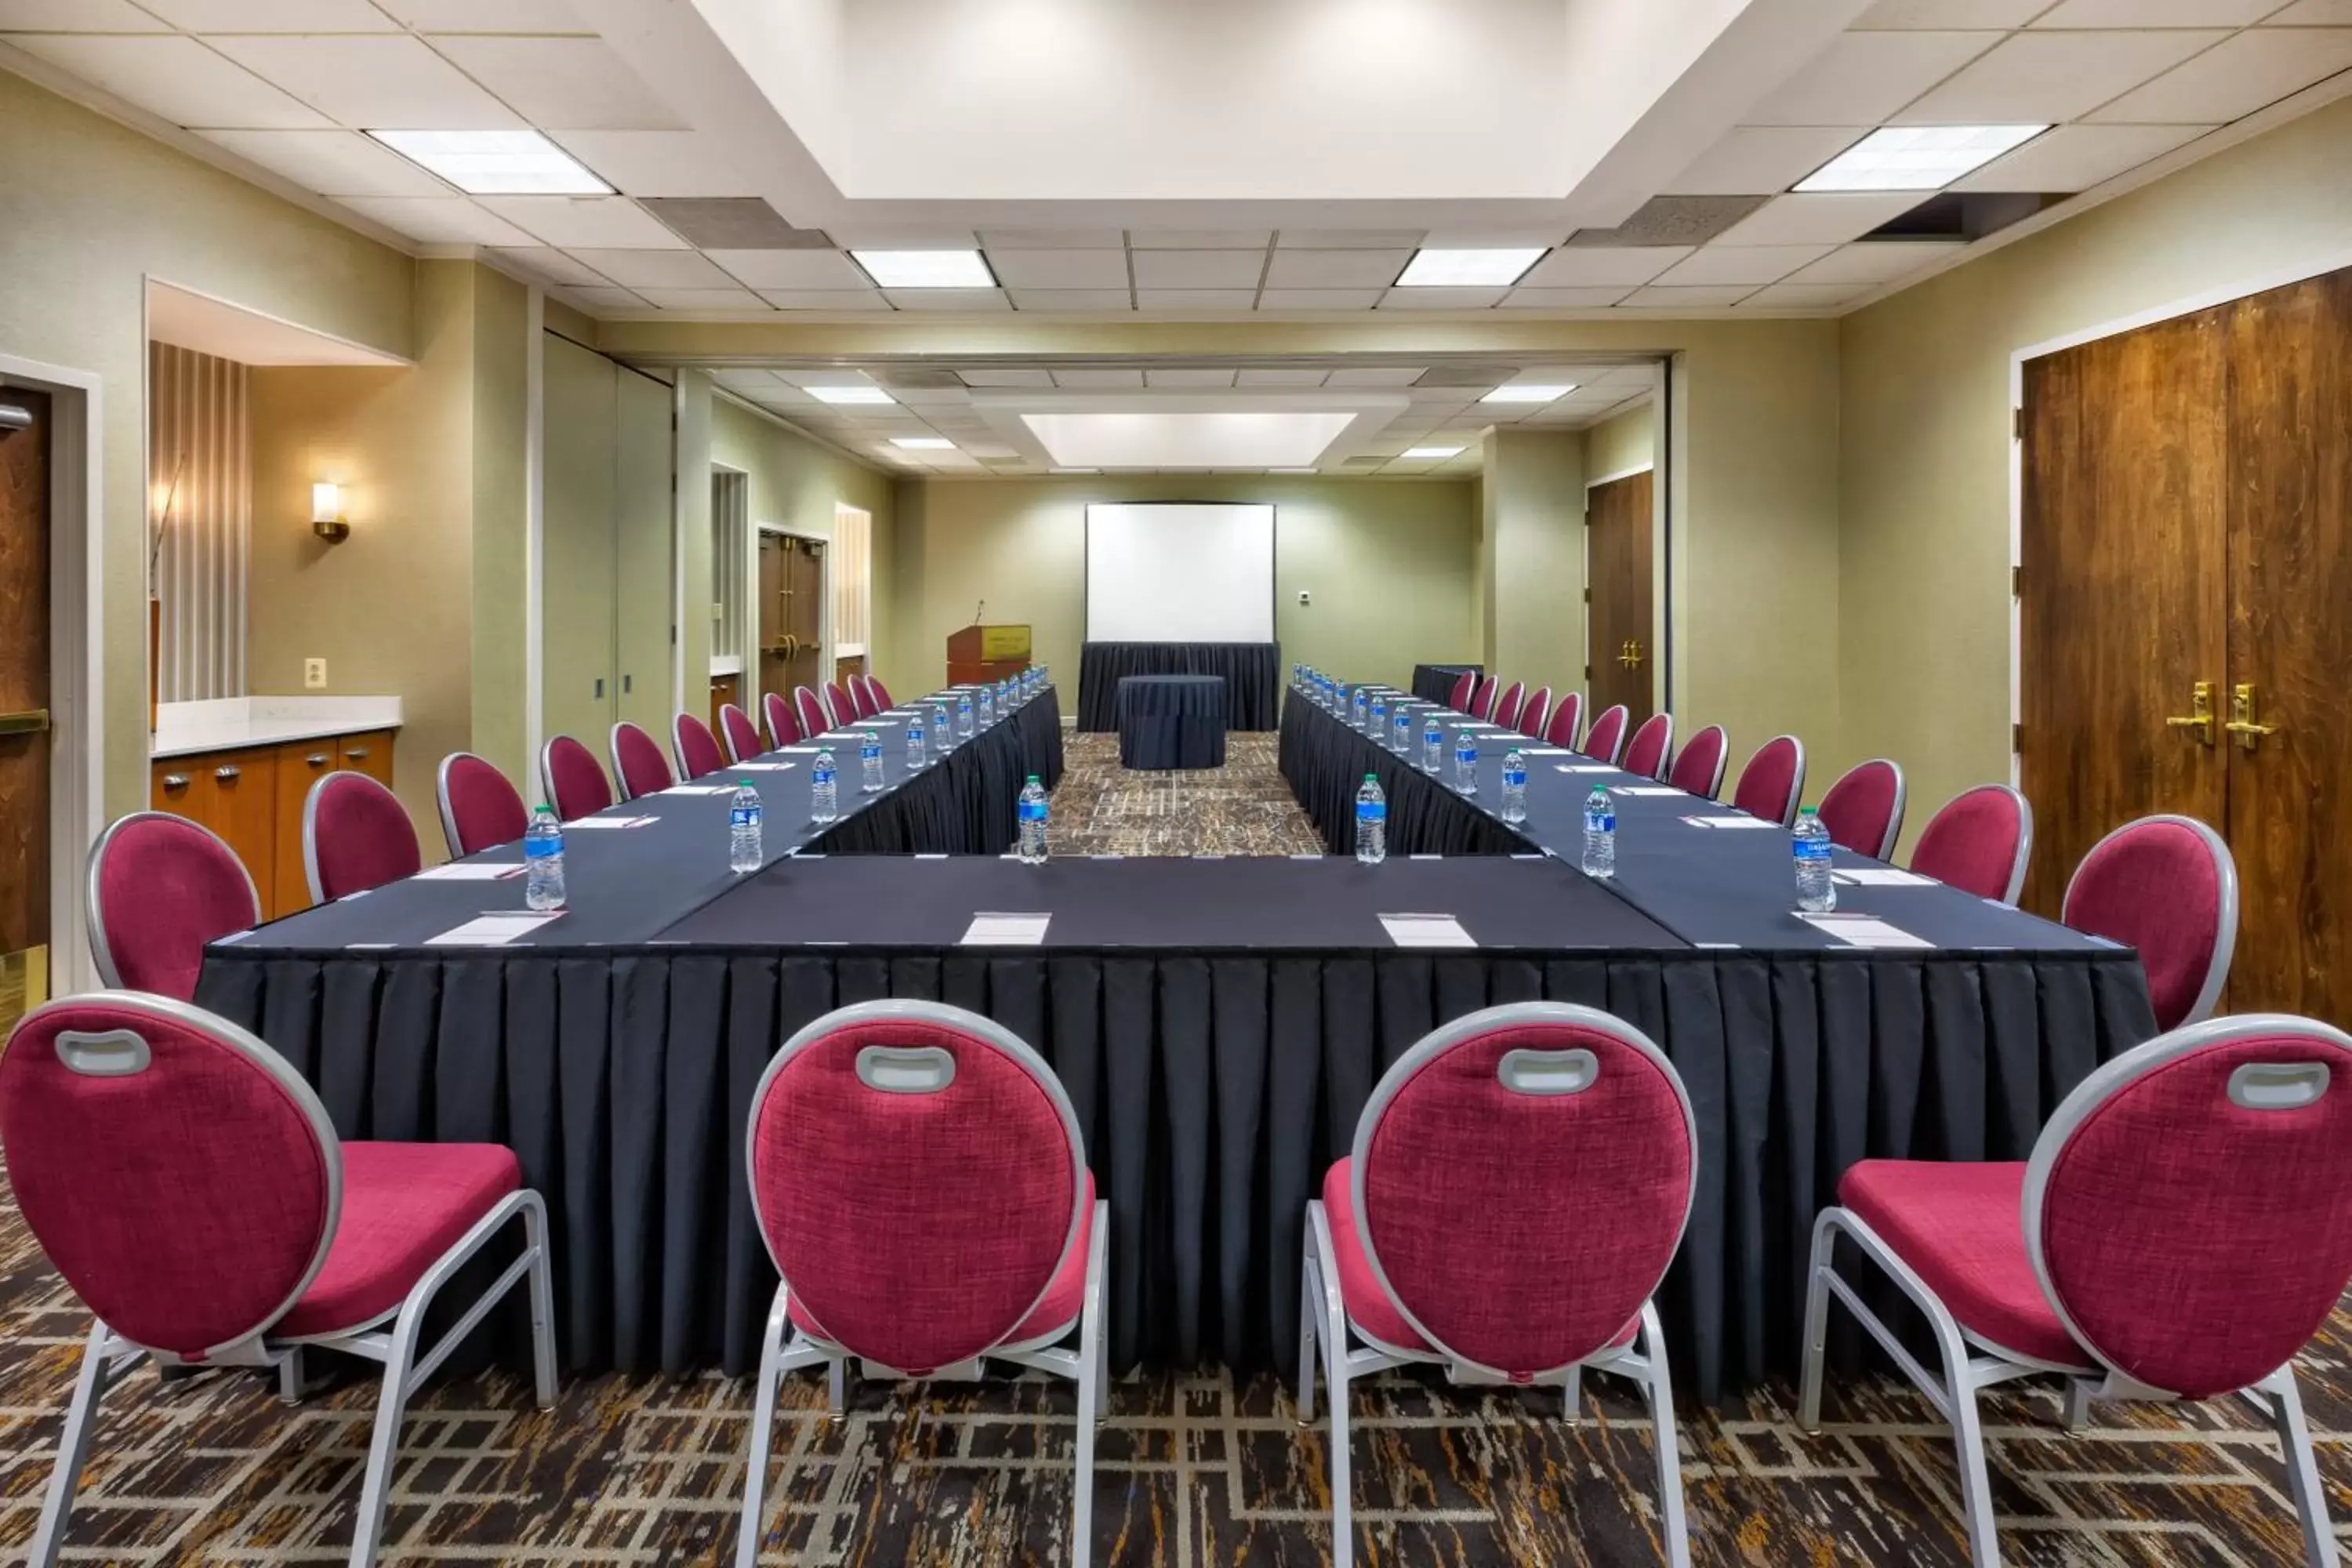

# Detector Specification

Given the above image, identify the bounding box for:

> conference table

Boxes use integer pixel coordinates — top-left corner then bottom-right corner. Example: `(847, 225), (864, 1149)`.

(1410, 662), (1482, 705)
(1076, 641), (1281, 731)
(194, 674), (2158, 1408)
(1115, 673), (1227, 769)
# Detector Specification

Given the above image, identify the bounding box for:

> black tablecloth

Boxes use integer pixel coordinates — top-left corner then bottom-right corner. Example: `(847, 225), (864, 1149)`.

(1410, 662), (1481, 705)
(1078, 641), (1279, 731)
(1116, 674), (1227, 770)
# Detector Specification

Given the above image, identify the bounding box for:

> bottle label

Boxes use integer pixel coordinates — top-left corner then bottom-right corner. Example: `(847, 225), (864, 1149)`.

(731, 806), (760, 828)
(1505, 768), (1526, 787)
(1357, 802), (1385, 823)
(525, 835), (561, 859)
(1019, 801), (1048, 822)
(1588, 810), (1617, 832)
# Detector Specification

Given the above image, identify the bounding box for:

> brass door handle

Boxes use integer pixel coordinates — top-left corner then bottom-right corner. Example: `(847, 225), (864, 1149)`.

(2165, 680), (2216, 744)
(0, 707), (49, 735)
(1619, 640), (1645, 670)
(2227, 683), (2281, 752)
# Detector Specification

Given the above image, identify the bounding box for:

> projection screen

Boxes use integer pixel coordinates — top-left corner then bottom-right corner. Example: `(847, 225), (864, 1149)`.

(1084, 503), (1276, 642)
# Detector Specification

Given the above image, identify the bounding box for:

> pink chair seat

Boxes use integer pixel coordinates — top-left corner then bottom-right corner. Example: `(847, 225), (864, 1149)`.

(275, 1142), (522, 1339)
(1835, 1159), (2085, 1367)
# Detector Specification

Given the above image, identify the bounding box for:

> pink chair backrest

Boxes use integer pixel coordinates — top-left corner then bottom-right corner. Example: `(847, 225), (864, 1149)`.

(746, 1000), (1085, 1376)
(719, 702), (765, 765)
(1544, 691), (1584, 750)
(609, 720), (674, 803)
(0, 993), (339, 1359)
(1352, 1003), (1695, 1380)
(673, 713), (728, 782)
(1621, 713), (1674, 782)
(2026, 1014), (2352, 1399)
(1911, 783), (2033, 904)
(849, 676), (880, 719)
(540, 735), (615, 822)
(1446, 670), (1476, 712)
(1581, 704), (1629, 766)
(1817, 758), (1907, 860)
(1667, 724), (1729, 800)
(85, 812), (261, 1003)
(1730, 735), (1806, 826)
(2063, 815), (2237, 1031)
(436, 753), (528, 859)
(1493, 682), (1526, 732)
(303, 771), (422, 903)
(1468, 677), (1499, 722)
(764, 691), (801, 750)
(822, 681), (855, 728)
(793, 687), (829, 739)
(867, 676), (895, 710)
(1519, 687), (1552, 742)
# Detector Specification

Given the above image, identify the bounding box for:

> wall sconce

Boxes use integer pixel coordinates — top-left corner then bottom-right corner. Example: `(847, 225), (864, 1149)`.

(311, 481), (350, 543)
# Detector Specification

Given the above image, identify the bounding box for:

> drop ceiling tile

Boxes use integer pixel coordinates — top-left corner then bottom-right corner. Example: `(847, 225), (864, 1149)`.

(1256, 289), (1386, 310)
(1379, 288), (1507, 309)
(775, 369), (880, 388)
(197, 129), (450, 194)
(1651, 244), (1835, 285)
(7, 35), (328, 128)
(1051, 369), (1146, 388)
(1008, 289), (1134, 311)
(1324, 367), (1425, 386)
(1616, 285), (1759, 308)
(1895, 30), (2228, 123)
(428, 37), (683, 131)
(1743, 31), (2004, 125)
(564, 247), (734, 288)
(1741, 281), (1880, 308)
(1853, 0), (2051, 24)
(707, 249), (869, 289)
(709, 369), (786, 391)
(1517, 246), (1691, 286)
(1664, 126), (1870, 195)
(140, 0), (394, 27)
(1127, 229), (1272, 249)
(373, 0), (588, 27)
(881, 289), (1012, 311)
(1952, 122), (2213, 190)
(477, 195), (684, 248)
(629, 287), (767, 311)
(826, 227), (978, 249)
(1783, 240), (1968, 283)
(977, 227), (1124, 249)
(208, 35), (523, 129)
(887, 387), (974, 405)
(1497, 286), (1640, 307)
(1134, 289), (1260, 310)
(549, 131), (761, 197)
(1235, 368), (1332, 386)
(959, 369), (1056, 387)
(2266, 0), (2352, 20)
(2086, 27), (2352, 122)
(1276, 228), (1428, 248)
(987, 249), (1131, 288)
(1263, 249), (1413, 288)
(0, 1), (165, 28)
(2033, 0), (2281, 24)
(1145, 368), (1240, 387)
(562, 285), (649, 311)
(485, 245), (612, 286)
(336, 195), (535, 244)
(1131, 251), (1265, 288)
(1715, 192), (1925, 245)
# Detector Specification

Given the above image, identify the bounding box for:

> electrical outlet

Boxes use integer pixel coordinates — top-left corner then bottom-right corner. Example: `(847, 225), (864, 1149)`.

(1298, 590), (1312, 606)
(303, 657), (327, 689)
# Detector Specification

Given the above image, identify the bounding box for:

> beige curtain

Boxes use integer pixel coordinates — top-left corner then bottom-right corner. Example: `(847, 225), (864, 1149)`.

(147, 341), (249, 701)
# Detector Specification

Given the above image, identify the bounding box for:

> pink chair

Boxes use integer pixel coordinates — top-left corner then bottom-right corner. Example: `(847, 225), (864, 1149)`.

(1622, 713), (1675, 782)
(1301, 1002), (1694, 1568)
(1817, 758), (1907, 860)
(1802, 1013), (2352, 1566)
(1581, 704), (1629, 766)
(1492, 681), (1526, 732)
(1911, 783), (2033, 905)
(1446, 670), (1476, 712)
(0, 991), (556, 1568)
(540, 735), (615, 822)
(866, 676), (895, 711)
(848, 675), (881, 719)
(1544, 691), (1585, 751)
(1667, 724), (1729, 800)
(673, 712), (728, 782)
(435, 752), (528, 859)
(1730, 735), (1806, 826)
(718, 702), (765, 765)
(735, 1000), (1105, 1567)
(2063, 815), (2238, 1031)
(85, 812), (260, 1003)
(763, 691), (801, 750)
(793, 686), (829, 739)
(822, 680), (856, 728)
(1519, 686), (1552, 742)
(303, 771), (422, 903)
(608, 720), (674, 803)
(1468, 676), (1499, 722)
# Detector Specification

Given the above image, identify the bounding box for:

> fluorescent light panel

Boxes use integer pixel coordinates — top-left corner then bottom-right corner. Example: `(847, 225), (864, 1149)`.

(805, 384), (894, 405)
(1022, 411), (1359, 468)
(852, 249), (996, 288)
(1403, 445), (1464, 459)
(1395, 248), (1546, 287)
(366, 129), (610, 194)
(1795, 125), (2046, 192)
(891, 436), (956, 449)
(1480, 383), (1576, 404)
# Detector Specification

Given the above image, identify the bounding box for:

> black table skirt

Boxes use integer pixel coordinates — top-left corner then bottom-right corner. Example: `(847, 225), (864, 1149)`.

(1281, 697), (1526, 858)
(1117, 675), (1228, 770)
(1410, 662), (1481, 705)
(1079, 642), (1279, 731)
(809, 691), (1064, 855)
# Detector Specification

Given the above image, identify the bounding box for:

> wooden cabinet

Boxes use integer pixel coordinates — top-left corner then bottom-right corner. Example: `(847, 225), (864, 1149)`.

(148, 729), (397, 921)
(338, 729), (395, 787)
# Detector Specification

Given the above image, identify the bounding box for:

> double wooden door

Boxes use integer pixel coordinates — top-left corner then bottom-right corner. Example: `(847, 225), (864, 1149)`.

(2020, 264), (2351, 1025)
(1586, 468), (1654, 728)
(757, 532), (824, 709)
(0, 387), (49, 1031)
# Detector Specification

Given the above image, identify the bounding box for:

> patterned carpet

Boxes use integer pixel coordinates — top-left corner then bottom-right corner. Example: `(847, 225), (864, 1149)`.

(2, 735), (2345, 1566)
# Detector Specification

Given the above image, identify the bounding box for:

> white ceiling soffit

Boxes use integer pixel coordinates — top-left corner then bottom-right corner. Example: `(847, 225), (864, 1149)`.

(975, 391), (1411, 470)
(146, 280), (408, 365)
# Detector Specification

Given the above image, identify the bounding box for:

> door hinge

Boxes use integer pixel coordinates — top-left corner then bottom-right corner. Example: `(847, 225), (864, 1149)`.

(1584, 664), (1593, 681)
(2012, 721), (2023, 753)
(2011, 564), (2023, 597)
(2012, 406), (2024, 440)
(1581, 586), (1592, 604)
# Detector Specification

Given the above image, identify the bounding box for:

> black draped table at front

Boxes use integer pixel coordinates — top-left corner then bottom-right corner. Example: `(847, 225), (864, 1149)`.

(1077, 641), (1279, 731)
(1410, 662), (1481, 705)
(1116, 673), (1227, 770)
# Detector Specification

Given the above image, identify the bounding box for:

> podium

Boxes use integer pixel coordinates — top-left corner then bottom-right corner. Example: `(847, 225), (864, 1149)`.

(947, 622), (1031, 686)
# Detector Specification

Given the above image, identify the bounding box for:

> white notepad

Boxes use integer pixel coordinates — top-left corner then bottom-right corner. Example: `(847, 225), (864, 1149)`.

(1683, 814), (1777, 829)
(1612, 786), (1682, 797)
(778, 746), (819, 755)
(564, 815), (656, 829)
(662, 783), (735, 796)
(735, 762), (796, 772)
(1557, 763), (1616, 775)
(1834, 868), (1936, 887)
(426, 913), (561, 947)
(1381, 913), (1476, 949)
(1799, 913), (1933, 949)
(416, 863), (524, 881)
(962, 912), (1051, 946)
(1524, 748), (1573, 757)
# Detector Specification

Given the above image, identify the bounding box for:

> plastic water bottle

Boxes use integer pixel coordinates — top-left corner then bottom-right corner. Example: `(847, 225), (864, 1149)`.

(906, 713), (927, 771)
(1454, 728), (1479, 794)
(1501, 750), (1529, 824)
(728, 780), (764, 873)
(1422, 714), (1444, 772)
(1795, 806), (1837, 912)
(978, 684), (995, 727)
(1369, 691), (1388, 742)
(524, 806), (564, 910)
(1352, 688), (1371, 731)
(860, 731), (884, 793)
(1583, 787), (1617, 878)
(1355, 773), (1387, 865)
(1017, 775), (1049, 863)
(957, 691), (975, 739)
(811, 748), (838, 823)
(934, 700), (953, 748)
(1393, 705), (1413, 753)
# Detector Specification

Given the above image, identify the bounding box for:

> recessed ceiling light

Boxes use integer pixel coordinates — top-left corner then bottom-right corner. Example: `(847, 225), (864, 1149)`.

(1402, 445), (1465, 459)
(805, 384), (894, 405)
(365, 129), (611, 195)
(1270, 466), (1320, 474)
(851, 249), (996, 289)
(891, 436), (956, 450)
(1050, 466), (1100, 474)
(1395, 248), (1546, 288)
(1795, 125), (2047, 192)
(1480, 383), (1577, 404)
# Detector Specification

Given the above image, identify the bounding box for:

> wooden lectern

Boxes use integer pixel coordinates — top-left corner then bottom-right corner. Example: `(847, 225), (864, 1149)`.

(947, 622), (1032, 686)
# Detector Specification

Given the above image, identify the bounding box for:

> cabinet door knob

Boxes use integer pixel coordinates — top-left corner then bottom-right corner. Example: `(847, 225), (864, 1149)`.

(213, 765), (240, 782)
(307, 752), (330, 767)
(162, 773), (191, 790)
(344, 747), (369, 760)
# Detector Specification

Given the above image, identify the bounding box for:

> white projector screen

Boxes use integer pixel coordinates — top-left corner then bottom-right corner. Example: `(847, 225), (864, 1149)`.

(1085, 503), (1276, 642)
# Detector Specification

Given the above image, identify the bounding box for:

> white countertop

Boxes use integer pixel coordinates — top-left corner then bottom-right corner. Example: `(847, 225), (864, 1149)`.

(151, 695), (404, 760)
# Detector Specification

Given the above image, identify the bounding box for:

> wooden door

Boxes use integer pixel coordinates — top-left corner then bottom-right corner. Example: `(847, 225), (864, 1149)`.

(542, 334), (619, 748)
(613, 366), (673, 734)
(2018, 310), (2231, 919)
(1585, 469), (1654, 727)
(206, 753), (278, 916)
(757, 533), (825, 705)
(2223, 269), (2352, 1025)
(0, 387), (49, 1029)
(273, 739), (340, 916)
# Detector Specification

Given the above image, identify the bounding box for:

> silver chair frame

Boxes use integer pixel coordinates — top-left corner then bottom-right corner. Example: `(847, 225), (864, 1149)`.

(435, 751), (526, 860)
(762, 691), (797, 750)
(1583, 703), (1632, 767)
(301, 769), (415, 905)
(84, 811), (262, 989)
(1519, 686), (1552, 744)
(2062, 813), (2238, 1027)
(1827, 757), (1908, 861)
(717, 702), (764, 766)
(1625, 712), (1676, 782)
(608, 720), (673, 804)
(1739, 734), (1807, 827)
(1671, 724), (1730, 802)
(1914, 782), (2034, 906)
